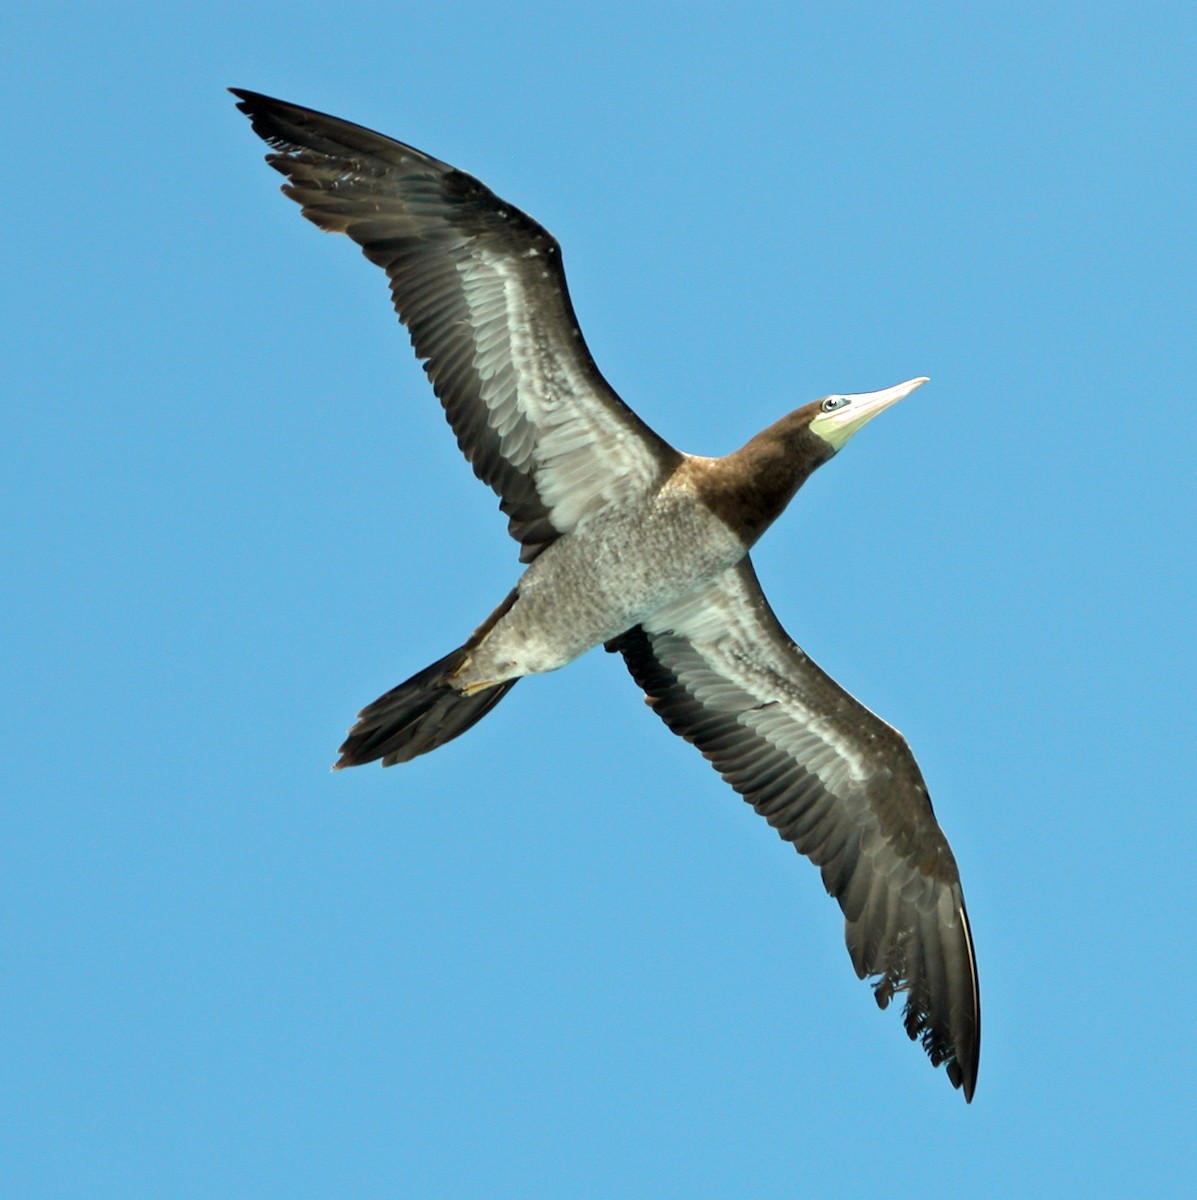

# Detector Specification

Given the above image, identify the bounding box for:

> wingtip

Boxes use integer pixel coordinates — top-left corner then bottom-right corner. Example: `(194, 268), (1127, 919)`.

(229, 87), (267, 126)
(961, 1051), (979, 1103)
(228, 88), (293, 122)
(333, 738), (364, 770)
(948, 1057), (977, 1103)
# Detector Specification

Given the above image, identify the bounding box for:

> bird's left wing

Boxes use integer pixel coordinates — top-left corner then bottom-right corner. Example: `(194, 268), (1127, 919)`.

(609, 557), (980, 1099)
(232, 90), (680, 562)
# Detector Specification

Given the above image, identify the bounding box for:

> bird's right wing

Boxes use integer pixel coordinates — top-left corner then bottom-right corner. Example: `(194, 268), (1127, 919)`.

(610, 557), (980, 1098)
(233, 90), (680, 562)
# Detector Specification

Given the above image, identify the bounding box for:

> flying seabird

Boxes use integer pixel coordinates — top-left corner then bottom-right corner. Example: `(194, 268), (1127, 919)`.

(232, 89), (980, 1100)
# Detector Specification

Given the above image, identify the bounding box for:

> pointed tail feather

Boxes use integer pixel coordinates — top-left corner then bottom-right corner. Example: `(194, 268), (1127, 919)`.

(335, 647), (518, 768)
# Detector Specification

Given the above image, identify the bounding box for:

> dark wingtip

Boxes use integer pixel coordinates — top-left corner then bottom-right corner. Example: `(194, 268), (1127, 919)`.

(229, 88), (281, 142)
(946, 1057), (976, 1103)
(938, 1026), (979, 1104)
(228, 86), (264, 112)
(228, 88), (311, 143)
(229, 88), (294, 134)
(228, 86), (270, 106)
(334, 728), (391, 770)
(960, 1041), (980, 1103)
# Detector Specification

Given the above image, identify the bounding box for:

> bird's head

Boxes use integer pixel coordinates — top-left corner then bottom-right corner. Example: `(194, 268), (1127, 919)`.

(807, 376), (929, 452)
(709, 376), (931, 546)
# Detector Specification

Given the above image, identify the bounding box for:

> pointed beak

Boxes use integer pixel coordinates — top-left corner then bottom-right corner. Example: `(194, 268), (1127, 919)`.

(849, 376), (929, 422)
(813, 376), (928, 450)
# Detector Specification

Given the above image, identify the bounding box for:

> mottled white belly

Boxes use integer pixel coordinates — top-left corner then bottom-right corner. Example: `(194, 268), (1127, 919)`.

(458, 488), (744, 686)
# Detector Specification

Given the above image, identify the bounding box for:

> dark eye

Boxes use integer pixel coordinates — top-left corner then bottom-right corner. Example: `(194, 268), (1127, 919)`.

(821, 396), (850, 413)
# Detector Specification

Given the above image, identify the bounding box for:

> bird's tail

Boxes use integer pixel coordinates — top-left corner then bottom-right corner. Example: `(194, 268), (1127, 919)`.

(334, 590), (520, 769)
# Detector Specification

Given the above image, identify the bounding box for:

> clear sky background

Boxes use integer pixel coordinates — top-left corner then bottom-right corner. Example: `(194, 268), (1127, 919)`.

(4, 3), (1195, 1197)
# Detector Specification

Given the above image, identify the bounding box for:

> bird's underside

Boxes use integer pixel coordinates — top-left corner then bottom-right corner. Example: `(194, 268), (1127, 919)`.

(232, 87), (980, 1101)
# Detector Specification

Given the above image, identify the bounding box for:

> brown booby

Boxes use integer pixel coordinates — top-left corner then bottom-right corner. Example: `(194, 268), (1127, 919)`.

(232, 89), (980, 1100)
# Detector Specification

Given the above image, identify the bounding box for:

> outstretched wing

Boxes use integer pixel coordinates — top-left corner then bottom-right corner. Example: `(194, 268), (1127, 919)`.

(610, 558), (980, 1099)
(232, 90), (680, 561)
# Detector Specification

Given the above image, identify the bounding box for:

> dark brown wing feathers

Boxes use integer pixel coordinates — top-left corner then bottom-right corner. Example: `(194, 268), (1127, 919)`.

(231, 89), (677, 562)
(611, 562), (980, 1099)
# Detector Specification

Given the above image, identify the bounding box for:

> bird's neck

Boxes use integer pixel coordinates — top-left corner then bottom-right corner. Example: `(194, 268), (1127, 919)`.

(697, 411), (835, 547)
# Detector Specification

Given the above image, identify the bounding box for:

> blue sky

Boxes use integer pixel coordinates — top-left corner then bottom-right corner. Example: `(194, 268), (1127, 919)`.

(4, 2), (1195, 1196)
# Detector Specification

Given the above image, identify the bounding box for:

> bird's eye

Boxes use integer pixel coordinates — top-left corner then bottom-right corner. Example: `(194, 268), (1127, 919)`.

(820, 396), (850, 413)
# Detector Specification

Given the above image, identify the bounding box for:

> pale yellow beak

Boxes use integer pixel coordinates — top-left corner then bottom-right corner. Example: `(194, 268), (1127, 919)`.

(811, 376), (928, 450)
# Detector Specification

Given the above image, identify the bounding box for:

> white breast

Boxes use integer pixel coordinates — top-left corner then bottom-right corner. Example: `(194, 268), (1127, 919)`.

(460, 484), (747, 685)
